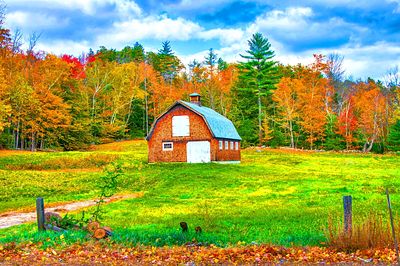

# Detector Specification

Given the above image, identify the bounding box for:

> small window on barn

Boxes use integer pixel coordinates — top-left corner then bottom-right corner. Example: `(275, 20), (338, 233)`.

(235, 142), (239, 150)
(162, 142), (173, 151)
(225, 141), (229, 150)
(230, 141), (234, 150)
(172, 116), (189, 137)
(219, 140), (223, 150)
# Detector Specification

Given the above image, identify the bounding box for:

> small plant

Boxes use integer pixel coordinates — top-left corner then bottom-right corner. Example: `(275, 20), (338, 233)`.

(91, 161), (123, 222)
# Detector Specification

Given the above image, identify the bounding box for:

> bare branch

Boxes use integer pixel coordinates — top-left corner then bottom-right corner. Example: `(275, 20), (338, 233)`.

(27, 31), (41, 55)
(327, 53), (345, 83)
(0, 1), (5, 26)
(384, 66), (400, 89)
(12, 28), (23, 52)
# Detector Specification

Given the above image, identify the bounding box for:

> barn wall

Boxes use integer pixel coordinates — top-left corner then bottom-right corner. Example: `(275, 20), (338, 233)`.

(212, 139), (241, 161)
(148, 105), (214, 163)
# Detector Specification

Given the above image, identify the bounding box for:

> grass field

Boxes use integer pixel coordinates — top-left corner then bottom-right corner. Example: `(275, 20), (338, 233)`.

(1, 140), (400, 247)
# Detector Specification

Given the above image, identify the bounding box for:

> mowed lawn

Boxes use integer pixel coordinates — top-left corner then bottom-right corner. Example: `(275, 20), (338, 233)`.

(1, 140), (400, 247)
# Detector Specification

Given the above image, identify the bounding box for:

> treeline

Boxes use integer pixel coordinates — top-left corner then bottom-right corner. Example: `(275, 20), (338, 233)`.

(0, 10), (399, 152)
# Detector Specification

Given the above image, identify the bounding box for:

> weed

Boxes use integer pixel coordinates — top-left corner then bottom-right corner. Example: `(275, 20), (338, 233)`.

(325, 212), (400, 251)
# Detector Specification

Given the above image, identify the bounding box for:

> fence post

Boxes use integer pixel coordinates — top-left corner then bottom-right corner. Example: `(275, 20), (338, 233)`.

(343, 195), (352, 234)
(386, 188), (400, 265)
(36, 197), (45, 231)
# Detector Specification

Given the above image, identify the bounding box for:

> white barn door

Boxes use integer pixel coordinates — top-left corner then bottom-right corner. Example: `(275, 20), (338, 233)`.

(187, 141), (211, 163)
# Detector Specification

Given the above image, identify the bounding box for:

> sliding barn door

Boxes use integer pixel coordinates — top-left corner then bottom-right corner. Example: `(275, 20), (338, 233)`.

(186, 141), (211, 163)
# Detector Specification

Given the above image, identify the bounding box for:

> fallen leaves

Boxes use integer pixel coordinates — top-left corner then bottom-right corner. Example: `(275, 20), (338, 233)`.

(0, 242), (399, 265)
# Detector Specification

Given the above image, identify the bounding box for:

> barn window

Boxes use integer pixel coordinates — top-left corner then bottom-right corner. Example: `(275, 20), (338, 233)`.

(230, 141), (234, 150)
(219, 140), (223, 150)
(225, 141), (229, 150)
(162, 142), (173, 151)
(172, 116), (190, 137)
(235, 142), (239, 150)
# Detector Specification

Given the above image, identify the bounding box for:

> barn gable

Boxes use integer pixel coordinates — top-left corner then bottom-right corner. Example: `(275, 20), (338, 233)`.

(146, 101), (241, 141)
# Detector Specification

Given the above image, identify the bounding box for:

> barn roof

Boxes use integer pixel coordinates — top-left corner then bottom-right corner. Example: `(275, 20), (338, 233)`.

(146, 101), (241, 141)
(180, 101), (241, 140)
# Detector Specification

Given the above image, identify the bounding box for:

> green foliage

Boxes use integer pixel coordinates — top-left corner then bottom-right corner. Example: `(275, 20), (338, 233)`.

(91, 162), (123, 221)
(158, 41), (174, 56)
(387, 120), (400, 151)
(324, 114), (345, 150)
(153, 41), (183, 83)
(119, 42), (145, 63)
(268, 126), (286, 148)
(238, 32), (280, 144)
(239, 32), (279, 95)
(204, 48), (217, 69)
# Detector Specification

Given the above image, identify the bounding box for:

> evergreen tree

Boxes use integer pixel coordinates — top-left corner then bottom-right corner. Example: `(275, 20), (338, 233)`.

(158, 41), (174, 56)
(387, 120), (400, 151)
(157, 41), (182, 83)
(203, 48), (218, 108)
(238, 32), (279, 145)
(218, 58), (228, 71)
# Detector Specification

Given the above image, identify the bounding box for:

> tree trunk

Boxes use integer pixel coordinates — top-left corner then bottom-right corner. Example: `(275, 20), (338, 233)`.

(258, 89), (262, 145)
(366, 138), (375, 152)
(20, 136), (24, 151)
(289, 120), (294, 148)
(15, 121), (20, 149)
(31, 132), (35, 151)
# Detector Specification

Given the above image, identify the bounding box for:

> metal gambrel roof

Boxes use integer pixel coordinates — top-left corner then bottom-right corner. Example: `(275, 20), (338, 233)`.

(179, 101), (242, 141)
(146, 101), (242, 141)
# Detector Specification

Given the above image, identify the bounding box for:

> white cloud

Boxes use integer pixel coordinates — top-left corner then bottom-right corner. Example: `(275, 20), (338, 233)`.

(36, 40), (91, 56)
(96, 14), (245, 48)
(6, 11), (69, 30)
(96, 15), (202, 47)
(198, 28), (244, 45)
(7, 0), (142, 17)
(246, 6), (367, 47)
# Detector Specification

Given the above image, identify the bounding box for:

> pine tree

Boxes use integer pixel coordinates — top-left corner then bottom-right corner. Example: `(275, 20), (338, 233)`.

(387, 120), (400, 151)
(203, 48), (218, 108)
(157, 41), (181, 83)
(238, 33), (279, 145)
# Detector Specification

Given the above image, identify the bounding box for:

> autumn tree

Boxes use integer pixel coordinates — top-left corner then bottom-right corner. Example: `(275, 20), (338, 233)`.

(337, 97), (357, 149)
(273, 77), (303, 148)
(0, 65), (10, 133)
(353, 80), (388, 152)
(239, 32), (279, 144)
(292, 55), (333, 149)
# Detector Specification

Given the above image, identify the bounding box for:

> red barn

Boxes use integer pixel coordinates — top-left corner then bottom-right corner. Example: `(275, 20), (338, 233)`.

(146, 93), (241, 163)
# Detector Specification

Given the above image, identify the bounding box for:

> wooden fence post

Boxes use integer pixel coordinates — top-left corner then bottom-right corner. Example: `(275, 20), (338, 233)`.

(343, 195), (352, 234)
(36, 197), (45, 231)
(386, 188), (400, 265)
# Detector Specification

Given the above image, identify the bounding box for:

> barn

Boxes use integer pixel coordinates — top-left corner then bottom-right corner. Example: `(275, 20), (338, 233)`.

(146, 93), (241, 163)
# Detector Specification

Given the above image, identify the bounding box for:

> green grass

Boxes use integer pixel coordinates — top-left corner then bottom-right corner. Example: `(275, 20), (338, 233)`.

(1, 141), (400, 247)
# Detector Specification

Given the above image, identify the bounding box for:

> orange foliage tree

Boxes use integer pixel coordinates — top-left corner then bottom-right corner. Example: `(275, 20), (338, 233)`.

(353, 81), (388, 152)
(273, 77), (303, 148)
(292, 55), (333, 149)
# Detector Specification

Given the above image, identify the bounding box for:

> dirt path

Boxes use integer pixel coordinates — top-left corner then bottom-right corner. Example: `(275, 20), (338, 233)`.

(0, 193), (142, 229)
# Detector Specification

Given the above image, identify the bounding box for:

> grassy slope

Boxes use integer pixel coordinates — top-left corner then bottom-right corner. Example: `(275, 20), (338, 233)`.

(0, 141), (399, 246)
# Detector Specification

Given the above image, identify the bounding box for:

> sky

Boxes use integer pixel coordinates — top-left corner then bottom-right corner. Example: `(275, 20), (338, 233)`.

(2, 0), (400, 80)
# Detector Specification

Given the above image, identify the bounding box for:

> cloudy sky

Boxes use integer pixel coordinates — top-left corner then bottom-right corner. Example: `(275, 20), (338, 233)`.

(3, 0), (400, 79)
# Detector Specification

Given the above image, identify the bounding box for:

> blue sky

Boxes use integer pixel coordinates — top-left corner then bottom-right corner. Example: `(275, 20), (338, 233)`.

(3, 0), (400, 80)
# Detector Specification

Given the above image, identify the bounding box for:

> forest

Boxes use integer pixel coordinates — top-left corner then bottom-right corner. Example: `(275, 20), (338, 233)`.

(0, 10), (399, 152)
